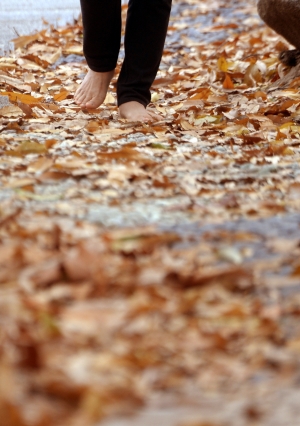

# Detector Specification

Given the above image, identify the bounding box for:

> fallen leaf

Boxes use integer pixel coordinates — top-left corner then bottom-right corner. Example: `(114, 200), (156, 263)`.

(223, 73), (234, 89)
(0, 105), (23, 117)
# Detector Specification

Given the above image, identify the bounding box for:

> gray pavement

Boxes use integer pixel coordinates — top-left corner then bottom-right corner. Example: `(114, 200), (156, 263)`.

(0, 0), (129, 53)
(0, 0), (80, 52)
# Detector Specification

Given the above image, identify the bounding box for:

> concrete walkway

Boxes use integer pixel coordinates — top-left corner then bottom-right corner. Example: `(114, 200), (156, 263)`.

(0, 0), (129, 52)
(0, 0), (80, 52)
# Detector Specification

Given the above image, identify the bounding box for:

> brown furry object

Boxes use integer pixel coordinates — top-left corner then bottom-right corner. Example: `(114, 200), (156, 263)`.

(279, 49), (300, 67)
(257, 0), (300, 49)
(258, 0), (300, 87)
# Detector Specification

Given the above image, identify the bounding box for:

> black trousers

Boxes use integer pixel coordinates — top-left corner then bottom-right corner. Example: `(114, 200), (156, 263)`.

(80, 0), (172, 107)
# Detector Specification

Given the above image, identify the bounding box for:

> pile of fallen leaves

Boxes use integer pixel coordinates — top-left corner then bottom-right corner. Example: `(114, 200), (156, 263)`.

(1, 0), (300, 425)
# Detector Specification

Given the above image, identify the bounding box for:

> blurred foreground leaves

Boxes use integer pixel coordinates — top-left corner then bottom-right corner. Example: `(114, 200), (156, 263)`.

(1, 0), (300, 425)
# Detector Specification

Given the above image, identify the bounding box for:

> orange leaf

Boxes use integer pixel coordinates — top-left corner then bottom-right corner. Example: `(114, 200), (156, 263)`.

(85, 121), (101, 133)
(223, 73), (234, 90)
(1, 91), (43, 105)
(190, 88), (211, 100)
(53, 91), (70, 102)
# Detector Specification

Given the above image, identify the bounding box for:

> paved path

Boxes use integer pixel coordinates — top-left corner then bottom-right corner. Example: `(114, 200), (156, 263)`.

(0, 0), (80, 52)
(0, 0), (129, 52)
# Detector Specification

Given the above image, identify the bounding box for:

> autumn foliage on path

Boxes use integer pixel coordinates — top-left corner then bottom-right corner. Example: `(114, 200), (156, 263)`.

(1, 1), (300, 425)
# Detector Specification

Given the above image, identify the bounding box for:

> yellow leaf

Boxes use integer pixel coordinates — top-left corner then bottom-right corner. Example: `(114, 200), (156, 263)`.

(151, 92), (160, 102)
(7, 141), (48, 156)
(280, 122), (294, 130)
(64, 45), (83, 55)
(283, 147), (294, 155)
(218, 56), (229, 72)
(104, 92), (115, 104)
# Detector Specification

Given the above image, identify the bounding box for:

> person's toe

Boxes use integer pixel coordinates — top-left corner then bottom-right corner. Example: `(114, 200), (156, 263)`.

(77, 95), (88, 107)
(75, 96), (83, 106)
(80, 90), (95, 106)
(74, 87), (84, 101)
(147, 111), (161, 120)
(75, 97), (83, 106)
(85, 99), (98, 108)
(137, 114), (153, 122)
(75, 91), (86, 104)
(78, 97), (88, 107)
(142, 114), (158, 122)
(85, 95), (103, 109)
(75, 85), (82, 95)
(146, 116), (156, 122)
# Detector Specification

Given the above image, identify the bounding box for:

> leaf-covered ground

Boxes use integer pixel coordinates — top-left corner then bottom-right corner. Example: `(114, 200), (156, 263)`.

(1, 0), (300, 425)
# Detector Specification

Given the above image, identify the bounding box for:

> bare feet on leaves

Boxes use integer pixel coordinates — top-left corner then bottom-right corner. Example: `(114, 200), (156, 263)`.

(119, 101), (161, 122)
(74, 68), (114, 109)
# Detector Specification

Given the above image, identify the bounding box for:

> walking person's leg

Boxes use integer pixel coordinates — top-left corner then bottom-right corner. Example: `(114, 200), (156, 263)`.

(75, 0), (121, 108)
(75, 0), (172, 121)
(118, 0), (172, 121)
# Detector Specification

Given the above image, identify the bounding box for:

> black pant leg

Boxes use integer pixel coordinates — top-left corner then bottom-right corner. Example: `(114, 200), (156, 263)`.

(80, 0), (121, 72)
(117, 0), (172, 107)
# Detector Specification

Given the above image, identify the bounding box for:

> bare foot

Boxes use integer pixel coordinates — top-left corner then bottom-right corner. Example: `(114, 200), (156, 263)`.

(74, 69), (114, 109)
(119, 101), (160, 122)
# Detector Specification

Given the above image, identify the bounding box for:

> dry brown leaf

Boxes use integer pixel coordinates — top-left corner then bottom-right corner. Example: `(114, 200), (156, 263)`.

(27, 158), (53, 174)
(0, 105), (23, 117)
(12, 33), (41, 49)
